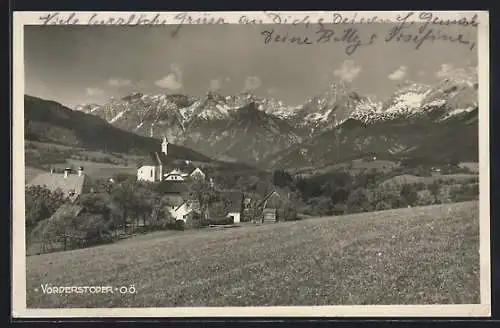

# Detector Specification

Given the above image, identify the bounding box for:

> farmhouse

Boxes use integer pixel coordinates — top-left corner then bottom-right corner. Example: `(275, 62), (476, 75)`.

(27, 166), (92, 202)
(156, 181), (203, 222)
(137, 136), (206, 182)
(162, 194), (197, 222)
(258, 187), (296, 223)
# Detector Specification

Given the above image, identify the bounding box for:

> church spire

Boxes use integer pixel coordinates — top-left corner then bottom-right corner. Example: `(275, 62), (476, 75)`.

(162, 135), (168, 155)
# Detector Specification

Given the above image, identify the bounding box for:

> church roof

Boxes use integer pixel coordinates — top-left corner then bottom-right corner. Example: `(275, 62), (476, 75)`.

(141, 152), (203, 176)
(141, 151), (172, 166)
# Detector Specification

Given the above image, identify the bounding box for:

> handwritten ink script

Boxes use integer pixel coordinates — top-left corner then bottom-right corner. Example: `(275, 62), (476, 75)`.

(37, 11), (479, 55)
(259, 12), (478, 55)
(38, 12), (227, 38)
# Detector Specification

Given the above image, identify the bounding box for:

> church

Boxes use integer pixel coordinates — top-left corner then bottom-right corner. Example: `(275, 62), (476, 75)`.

(136, 136), (206, 183)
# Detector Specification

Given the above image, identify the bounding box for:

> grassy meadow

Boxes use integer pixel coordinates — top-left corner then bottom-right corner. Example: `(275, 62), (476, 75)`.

(26, 201), (480, 308)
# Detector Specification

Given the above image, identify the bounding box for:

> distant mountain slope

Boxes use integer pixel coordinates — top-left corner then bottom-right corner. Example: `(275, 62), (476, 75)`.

(73, 71), (479, 169)
(183, 101), (302, 164)
(77, 93), (302, 165)
(266, 77), (479, 169)
(24, 95), (211, 162)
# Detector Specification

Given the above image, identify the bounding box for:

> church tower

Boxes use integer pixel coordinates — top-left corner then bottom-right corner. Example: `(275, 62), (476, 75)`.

(162, 135), (169, 155)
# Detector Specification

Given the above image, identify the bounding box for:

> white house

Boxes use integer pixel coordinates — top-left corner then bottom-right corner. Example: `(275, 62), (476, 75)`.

(137, 136), (206, 183)
(168, 202), (192, 222)
(164, 169), (187, 181)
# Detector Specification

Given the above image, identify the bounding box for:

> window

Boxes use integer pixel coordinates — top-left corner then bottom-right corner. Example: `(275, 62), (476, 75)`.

(150, 169), (153, 178)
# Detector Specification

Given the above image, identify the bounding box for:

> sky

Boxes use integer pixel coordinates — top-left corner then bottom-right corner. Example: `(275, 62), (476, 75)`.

(24, 22), (478, 108)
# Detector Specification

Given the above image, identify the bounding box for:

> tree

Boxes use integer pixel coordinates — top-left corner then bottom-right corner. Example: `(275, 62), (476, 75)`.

(77, 193), (114, 234)
(346, 188), (373, 214)
(25, 185), (67, 244)
(272, 169), (293, 188)
(110, 180), (140, 234)
(428, 180), (441, 205)
(149, 195), (175, 230)
(400, 183), (418, 207)
(187, 179), (218, 220)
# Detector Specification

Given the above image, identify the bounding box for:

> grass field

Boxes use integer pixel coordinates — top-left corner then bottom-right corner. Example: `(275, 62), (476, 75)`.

(26, 201), (480, 308)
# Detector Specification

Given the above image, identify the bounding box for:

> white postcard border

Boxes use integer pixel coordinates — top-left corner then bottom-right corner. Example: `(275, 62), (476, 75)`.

(12, 10), (491, 318)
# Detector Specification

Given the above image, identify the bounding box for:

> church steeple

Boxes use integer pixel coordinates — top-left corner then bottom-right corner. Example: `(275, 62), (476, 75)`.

(162, 135), (168, 155)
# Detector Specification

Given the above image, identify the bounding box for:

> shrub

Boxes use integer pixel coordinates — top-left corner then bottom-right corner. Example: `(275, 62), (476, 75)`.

(346, 188), (373, 214)
(174, 220), (186, 231)
(371, 187), (402, 210)
(450, 183), (479, 202)
(184, 212), (207, 229)
(400, 183), (418, 207)
(416, 189), (435, 206)
(304, 196), (333, 216)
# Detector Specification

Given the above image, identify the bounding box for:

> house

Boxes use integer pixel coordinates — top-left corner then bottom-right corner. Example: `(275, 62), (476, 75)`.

(27, 166), (92, 202)
(219, 190), (243, 224)
(164, 169), (187, 181)
(168, 201), (197, 222)
(163, 195), (193, 222)
(137, 136), (206, 182)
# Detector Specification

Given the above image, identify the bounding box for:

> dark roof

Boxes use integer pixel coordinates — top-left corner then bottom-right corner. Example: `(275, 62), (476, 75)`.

(258, 187), (291, 208)
(176, 161), (199, 174)
(162, 195), (185, 207)
(156, 181), (189, 195)
(142, 151), (172, 166)
(219, 190), (243, 213)
(28, 172), (90, 201)
(141, 153), (203, 175)
(50, 204), (84, 220)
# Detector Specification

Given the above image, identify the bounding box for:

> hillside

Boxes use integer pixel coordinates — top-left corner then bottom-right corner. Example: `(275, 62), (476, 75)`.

(24, 95), (211, 162)
(26, 201), (479, 307)
(267, 111), (478, 169)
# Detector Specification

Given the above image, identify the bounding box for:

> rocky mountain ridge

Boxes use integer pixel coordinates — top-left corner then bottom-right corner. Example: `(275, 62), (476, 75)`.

(73, 73), (479, 168)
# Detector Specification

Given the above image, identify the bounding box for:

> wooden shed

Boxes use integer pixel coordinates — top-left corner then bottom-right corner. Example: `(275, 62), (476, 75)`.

(258, 190), (288, 223)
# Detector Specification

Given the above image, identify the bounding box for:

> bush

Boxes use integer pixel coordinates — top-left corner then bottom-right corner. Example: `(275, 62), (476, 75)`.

(184, 212), (207, 229)
(416, 189), (435, 206)
(449, 183), (479, 202)
(400, 183), (418, 207)
(371, 187), (402, 211)
(174, 220), (186, 231)
(346, 188), (373, 214)
(304, 196), (333, 216)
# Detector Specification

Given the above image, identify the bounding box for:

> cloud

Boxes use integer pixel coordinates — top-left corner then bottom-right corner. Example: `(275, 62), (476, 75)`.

(209, 79), (221, 91)
(435, 64), (475, 81)
(155, 63), (183, 90)
(242, 76), (262, 92)
(85, 87), (104, 96)
(107, 78), (132, 88)
(155, 74), (183, 90)
(388, 66), (408, 81)
(333, 60), (361, 82)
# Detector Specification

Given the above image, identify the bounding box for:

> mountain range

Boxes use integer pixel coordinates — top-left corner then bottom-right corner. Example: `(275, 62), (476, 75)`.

(24, 95), (211, 163)
(66, 73), (479, 169)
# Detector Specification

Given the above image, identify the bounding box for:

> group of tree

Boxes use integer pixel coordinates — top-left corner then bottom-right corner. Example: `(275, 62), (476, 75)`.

(270, 167), (479, 217)
(26, 178), (179, 254)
